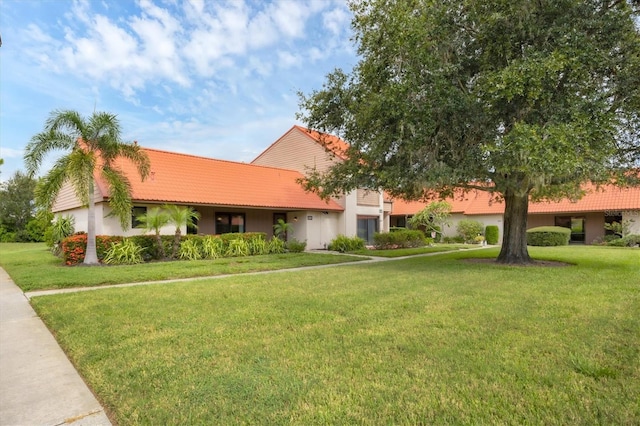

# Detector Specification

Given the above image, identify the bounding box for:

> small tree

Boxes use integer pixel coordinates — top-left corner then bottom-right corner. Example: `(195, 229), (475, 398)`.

(273, 218), (293, 241)
(604, 220), (635, 238)
(136, 207), (170, 259)
(165, 205), (200, 258)
(457, 220), (484, 244)
(408, 201), (452, 239)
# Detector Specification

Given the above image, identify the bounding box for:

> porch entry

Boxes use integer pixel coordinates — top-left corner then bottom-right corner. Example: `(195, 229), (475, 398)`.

(357, 216), (379, 245)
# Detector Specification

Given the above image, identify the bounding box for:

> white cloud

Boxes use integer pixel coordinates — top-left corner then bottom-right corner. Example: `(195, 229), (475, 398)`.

(0, 147), (23, 159)
(322, 6), (350, 36)
(277, 50), (301, 69)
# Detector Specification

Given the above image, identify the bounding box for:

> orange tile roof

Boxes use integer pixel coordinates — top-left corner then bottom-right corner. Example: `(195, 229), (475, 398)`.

(389, 184), (640, 216)
(292, 125), (350, 159)
(95, 147), (343, 211)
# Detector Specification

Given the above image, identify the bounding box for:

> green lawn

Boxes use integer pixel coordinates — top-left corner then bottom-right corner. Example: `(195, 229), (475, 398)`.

(354, 244), (471, 257)
(28, 246), (639, 425)
(0, 243), (365, 291)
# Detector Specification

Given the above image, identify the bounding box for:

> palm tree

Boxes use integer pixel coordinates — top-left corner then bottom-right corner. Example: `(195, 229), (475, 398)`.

(164, 205), (200, 258)
(136, 207), (170, 259)
(273, 218), (293, 241)
(24, 109), (150, 265)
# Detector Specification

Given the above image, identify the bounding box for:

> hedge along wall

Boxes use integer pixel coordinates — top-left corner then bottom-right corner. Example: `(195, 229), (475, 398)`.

(61, 232), (270, 265)
(526, 226), (571, 246)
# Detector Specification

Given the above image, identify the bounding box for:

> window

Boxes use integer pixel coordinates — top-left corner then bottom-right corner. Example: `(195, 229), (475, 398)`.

(605, 213), (623, 237)
(357, 217), (379, 245)
(215, 213), (245, 234)
(555, 216), (585, 243)
(187, 215), (199, 235)
(131, 206), (147, 228)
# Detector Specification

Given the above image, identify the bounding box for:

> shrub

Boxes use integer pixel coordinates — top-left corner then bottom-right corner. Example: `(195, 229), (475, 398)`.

(328, 235), (366, 253)
(247, 235), (268, 256)
(47, 215), (75, 255)
(443, 235), (465, 244)
(61, 234), (123, 265)
(267, 237), (286, 254)
(104, 239), (144, 265)
(226, 239), (250, 257)
(607, 234), (640, 247)
(286, 239), (307, 253)
(128, 235), (172, 261)
(201, 236), (224, 259)
(373, 230), (427, 249)
(526, 226), (571, 246)
(485, 225), (499, 245)
(179, 238), (202, 261)
(456, 220), (484, 243)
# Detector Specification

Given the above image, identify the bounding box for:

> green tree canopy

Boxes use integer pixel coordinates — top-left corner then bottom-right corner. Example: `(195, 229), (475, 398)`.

(0, 171), (37, 235)
(298, 0), (640, 264)
(24, 109), (150, 265)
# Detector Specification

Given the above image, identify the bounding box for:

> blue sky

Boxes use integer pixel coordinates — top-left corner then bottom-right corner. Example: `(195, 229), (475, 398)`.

(0, 0), (356, 180)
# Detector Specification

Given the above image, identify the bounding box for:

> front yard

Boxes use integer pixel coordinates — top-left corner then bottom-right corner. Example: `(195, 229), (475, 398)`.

(19, 245), (640, 424)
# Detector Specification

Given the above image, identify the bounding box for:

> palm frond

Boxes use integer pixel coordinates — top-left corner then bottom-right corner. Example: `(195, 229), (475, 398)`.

(102, 166), (133, 230)
(44, 109), (84, 136)
(67, 149), (95, 207)
(117, 143), (151, 181)
(24, 130), (76, 176)
(35, 156), (72, 210)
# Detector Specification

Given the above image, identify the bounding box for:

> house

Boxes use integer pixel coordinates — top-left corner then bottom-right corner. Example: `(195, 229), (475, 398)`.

(52, 145), (344, 250)
(389, 185), (640, 244)
(53, 125), (639, 247)
(251, 125), (390, 244)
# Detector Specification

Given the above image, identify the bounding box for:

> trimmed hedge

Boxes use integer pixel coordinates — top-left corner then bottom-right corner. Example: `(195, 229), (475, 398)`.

(373, 230), (428, 249)
(61, 232), (279, 265)
(61, 233), (123, 265)
(485, 225), (499, 245)
(328, 235), (366, 253)
(526, 226), (571, 246)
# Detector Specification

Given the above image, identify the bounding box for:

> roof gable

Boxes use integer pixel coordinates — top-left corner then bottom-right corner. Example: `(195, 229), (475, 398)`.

(252, 125), (350, 164)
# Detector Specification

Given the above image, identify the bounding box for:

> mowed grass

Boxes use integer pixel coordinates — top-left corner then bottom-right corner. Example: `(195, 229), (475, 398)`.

(0, 243), (365, 291)
(30, 246), (639, 425)
(354, 244), (471, 257)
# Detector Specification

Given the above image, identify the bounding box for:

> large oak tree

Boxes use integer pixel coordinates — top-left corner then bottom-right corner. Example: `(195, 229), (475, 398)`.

(298, 0), (640, 264)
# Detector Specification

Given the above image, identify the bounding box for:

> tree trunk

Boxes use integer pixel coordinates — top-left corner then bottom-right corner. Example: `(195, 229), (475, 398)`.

(155, 232), (165, 259)
(172, 229), (181, 259)
(83, 180), (100, 265)
(496, 189), (532, 264)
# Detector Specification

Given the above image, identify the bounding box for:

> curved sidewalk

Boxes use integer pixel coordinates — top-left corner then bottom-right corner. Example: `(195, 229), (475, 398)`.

(0, 267), (111, 425)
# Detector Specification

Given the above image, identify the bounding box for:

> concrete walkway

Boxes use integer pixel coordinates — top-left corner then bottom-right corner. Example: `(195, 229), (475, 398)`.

(0, 268), (111, 426)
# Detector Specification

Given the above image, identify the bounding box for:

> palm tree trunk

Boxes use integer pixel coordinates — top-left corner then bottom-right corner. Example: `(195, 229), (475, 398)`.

(172, 229), (181, 259)
(84, 180), (99, 265)
(155, 231), (165, 259)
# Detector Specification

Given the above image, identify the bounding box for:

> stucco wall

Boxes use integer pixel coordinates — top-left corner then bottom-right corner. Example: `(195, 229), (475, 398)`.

(623, 210), (640, 234)
(292, 210), (340, 250)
